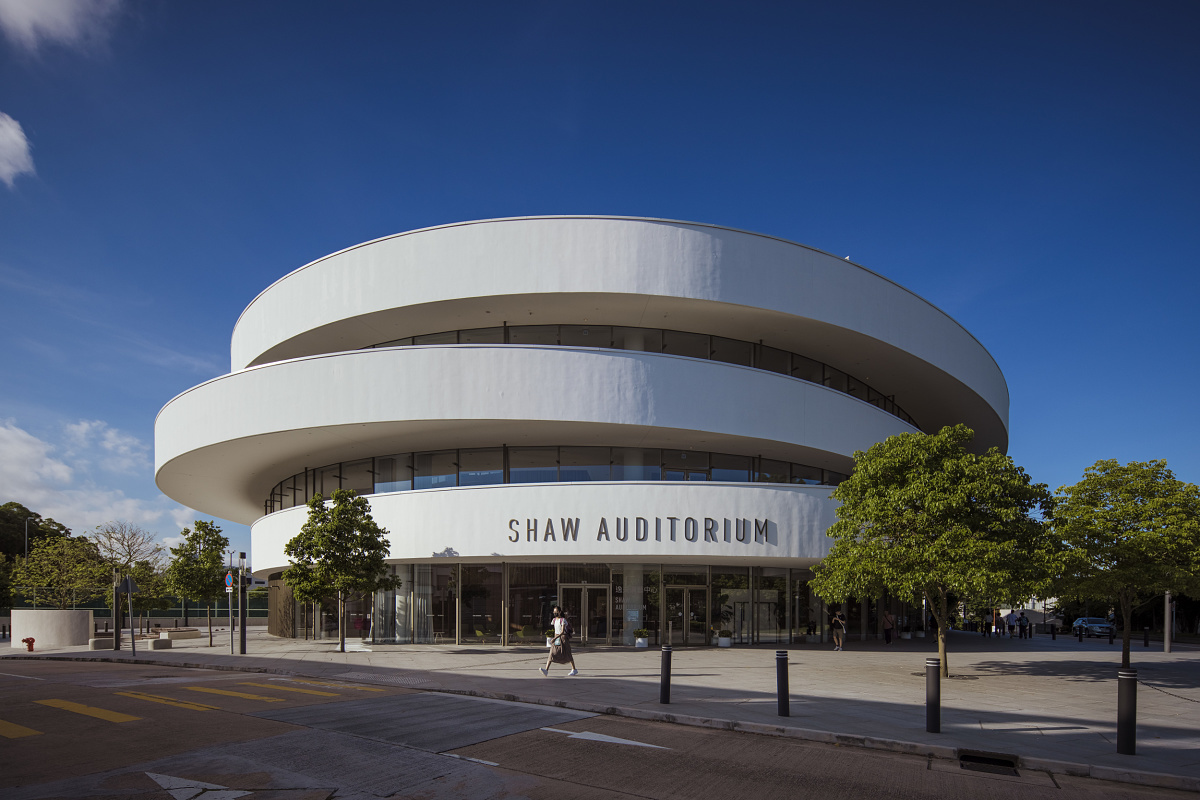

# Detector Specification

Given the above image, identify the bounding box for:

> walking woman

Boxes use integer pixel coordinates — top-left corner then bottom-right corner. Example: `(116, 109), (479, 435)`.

(540, 605), (578, 676)
(831, 610), (848, 651)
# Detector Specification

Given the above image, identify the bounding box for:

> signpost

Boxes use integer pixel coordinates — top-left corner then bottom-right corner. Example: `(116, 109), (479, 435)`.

(226, 566), (234, 654)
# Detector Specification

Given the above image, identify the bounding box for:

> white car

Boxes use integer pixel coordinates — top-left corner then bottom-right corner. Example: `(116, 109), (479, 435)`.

(1071, 617), (1114, 637)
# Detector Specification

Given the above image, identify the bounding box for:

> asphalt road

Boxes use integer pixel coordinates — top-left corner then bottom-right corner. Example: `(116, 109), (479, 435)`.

(0, 661), (1189, 799)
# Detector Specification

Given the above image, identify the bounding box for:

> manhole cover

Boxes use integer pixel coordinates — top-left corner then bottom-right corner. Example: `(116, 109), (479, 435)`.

(335, 671), (431, 686)
(959, 751), (1019, 777)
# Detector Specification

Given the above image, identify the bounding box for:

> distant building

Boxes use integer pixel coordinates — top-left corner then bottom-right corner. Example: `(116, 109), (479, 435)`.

(155, 216), (1007, 646)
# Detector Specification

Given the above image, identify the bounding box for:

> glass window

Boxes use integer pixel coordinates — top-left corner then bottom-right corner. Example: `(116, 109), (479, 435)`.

(823, 366), (848, 393)
(756, 345), (789, 374)
(374, 337), (412, 348)
(559, 447), (610, 481)
(824, 470), (849, 486)
(414, 450), (457, 490)
(509, 565), (557, 642)
(663, 566), (707, 585)
(755, 458), (789, 483)
(507, 325), (559, 346)
(711, 337), (752, 366)
(459, 327), (504, 344)
(712, 454), (751, 482)
(317, 464), (341, 496)
(663, 450), (709, 470)
(560, 563), (610, 583)
(612, 327), (662, 352)
(664, 470), (685, 481)
(688, 472), (708, 481)
(413, 331), (458, 345)
(509, 447), (558, 483)
(612, 448), (661, 480)
(340, 459), (374, 496)
(790, 464), (823, 485)
(460, 564), (503, 644)
(662, 330), (709, 360)
(560, 325), (611, 348)
(375, 454), (412, 493)
(459, 448), (503, 486)
(846, 376), (868, 401)
(791, 354), (822, 383)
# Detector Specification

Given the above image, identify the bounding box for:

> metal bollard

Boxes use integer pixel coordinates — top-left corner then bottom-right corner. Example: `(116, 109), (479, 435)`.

(1051, 624), (1056, 640)
(926, 658), (941, 733)
(1077, 628), (1083, 643)
(1143, 627), (1150, 648)
(776, 650), (790, 717)
(659, 645), (672, 704)
(1117, 669), (1137, 755)
(1109, 629), (1114, 645)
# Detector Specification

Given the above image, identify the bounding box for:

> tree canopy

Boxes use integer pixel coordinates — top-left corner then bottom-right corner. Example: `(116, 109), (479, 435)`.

(11, 536), (108, 609)
(283, 490), (399, 652)
(0, 502), (71, 560)
(1053, 459), (1200, 668)
(810, 424), (1054, 675)
(89, 520), (164, 572)
(163, 520), (229, 646)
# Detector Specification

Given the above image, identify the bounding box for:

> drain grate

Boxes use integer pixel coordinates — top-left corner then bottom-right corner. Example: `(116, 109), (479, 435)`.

(959, 750), (1019, 777)
(334, 671), (431, 687)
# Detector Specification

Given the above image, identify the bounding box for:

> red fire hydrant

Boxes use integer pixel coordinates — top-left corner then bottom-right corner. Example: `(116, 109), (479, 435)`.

(22, 637), (34, 652)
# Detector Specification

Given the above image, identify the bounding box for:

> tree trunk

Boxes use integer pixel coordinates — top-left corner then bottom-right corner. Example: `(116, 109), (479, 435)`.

(929, 589), (950, 678)
(1120, 590), (1132, 669)
(338, 592), (346, 653)
(207, 603), (213, 647)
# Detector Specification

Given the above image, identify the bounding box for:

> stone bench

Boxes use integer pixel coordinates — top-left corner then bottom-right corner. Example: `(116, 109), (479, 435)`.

(149, 638), (172, 650)
(159, 629), (202, 640)
(89, 638), (114, 649)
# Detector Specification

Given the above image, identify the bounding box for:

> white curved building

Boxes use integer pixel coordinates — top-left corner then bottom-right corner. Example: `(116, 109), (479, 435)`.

(155, 216), (1008, 647)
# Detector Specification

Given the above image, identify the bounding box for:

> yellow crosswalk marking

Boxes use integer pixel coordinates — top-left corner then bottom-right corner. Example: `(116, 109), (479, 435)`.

(183, 687), (284, 702)
(116, 691), (220, 711)
(241, 682), (338, 696)
(286, 678), (385, 692)
(0, 718), (42, 738)
(35, 699), (141, 723)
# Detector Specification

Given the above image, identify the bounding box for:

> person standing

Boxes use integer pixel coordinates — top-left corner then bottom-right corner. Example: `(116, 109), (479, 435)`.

(831, 610), (848, 651)
(540, 606), (578, 676)
(882, 610), (895, 645)
(1018, 612), (1029, 639)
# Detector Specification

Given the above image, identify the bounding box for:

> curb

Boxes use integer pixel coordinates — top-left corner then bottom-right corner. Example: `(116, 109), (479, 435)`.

(5, 653), (1199, 793)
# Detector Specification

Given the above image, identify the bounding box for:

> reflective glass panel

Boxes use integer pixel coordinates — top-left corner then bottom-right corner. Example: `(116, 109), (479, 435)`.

(823, 366), (848, 393)
(460, 564), (503, 644)
(755, 459), (789, 483)
(341, 458), (374, 496)
(662, 330), (709, 359)
(559, 447), (610, 481)
(663, 450), (709, 470)
(413, 331), (458, 345)
(612, 447), (661, 480)
(560, 325), (612, 347)
(612, 327), (662, 352)
(791, 354), (822, 383)
(711, 337), (752, 366)
(374, 454), (412, 493)
(459, 327), (504, 344)
(712, 454), (751, 482)
(509, 564), (557, 642)
(560, 563), (610, 583)
(507, 325), (558, 346)
(317, 464), (340, 496)
(459, 448), (503, 486)
(509, 447), (558, 483)
(414, 450), (457, 490)
(790, 464), (823, 485)
(756, 345), (789, 374)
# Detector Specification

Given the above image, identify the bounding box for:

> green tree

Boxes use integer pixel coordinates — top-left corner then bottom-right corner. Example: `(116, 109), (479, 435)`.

(163, 521), (230, 646)
(811, 425), (1054, 676)
(0, 502), (71, 560)
(11, 537), (108, 609)
(0, 553), (12, 609)
(1053, 459), (1200, 668)
(284, 490), (400, 652)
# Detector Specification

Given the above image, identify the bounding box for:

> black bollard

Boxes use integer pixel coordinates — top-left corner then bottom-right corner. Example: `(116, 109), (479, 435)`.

(776, 650), (790, 717)
(1077, 628), (1083, 643)
(1117, 669), (1137, 755)
(926, 658), (941, 733)
(659, 645), (672, 704)
(1051, 624), (1056, 640)
(1143, 627), (1150, 648)
(1109, 629), (1114, 645)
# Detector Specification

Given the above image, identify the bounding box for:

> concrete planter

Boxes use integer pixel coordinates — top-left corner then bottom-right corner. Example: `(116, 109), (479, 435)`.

(635, 637), (648, 648)
(717, 636), (732, 647)
(913, 631), (926, 638)
(899, 631), (912, 640)
(804, 634), (820, 644)
(11, 609), (94, 649)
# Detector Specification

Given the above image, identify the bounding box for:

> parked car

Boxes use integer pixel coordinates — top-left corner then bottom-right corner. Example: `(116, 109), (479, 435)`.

(1071, 617), (1114, 637)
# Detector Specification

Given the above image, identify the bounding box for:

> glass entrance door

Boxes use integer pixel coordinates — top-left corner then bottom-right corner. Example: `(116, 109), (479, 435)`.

(559, 584), (609, 645)
(664, 587), (709, 646)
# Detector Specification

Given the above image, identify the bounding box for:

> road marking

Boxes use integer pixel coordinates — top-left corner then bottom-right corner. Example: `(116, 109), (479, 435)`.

(146, 771), (252, 800)
(241, 682), (338, 696)
(183, 687), (284, 702)
(0, 718), (42, 738)
(280, 678), (385, 692)
(116, 691), (220, 711)
(35, 699), (141, 723)
(541, 727), (668, 749)
(0, 671), (45, 680)
(444, 753), (500, 766)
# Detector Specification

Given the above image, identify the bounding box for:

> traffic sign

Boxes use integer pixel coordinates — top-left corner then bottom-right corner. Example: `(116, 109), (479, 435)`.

(225, 571), (234, 587)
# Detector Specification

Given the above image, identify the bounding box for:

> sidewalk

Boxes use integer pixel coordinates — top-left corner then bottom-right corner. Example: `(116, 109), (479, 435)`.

(5, 629), (1199, 792)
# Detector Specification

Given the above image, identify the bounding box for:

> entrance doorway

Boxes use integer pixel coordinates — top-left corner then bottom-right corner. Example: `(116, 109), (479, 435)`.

(665, 586), (709, 646)
(559, 584), (609, 645)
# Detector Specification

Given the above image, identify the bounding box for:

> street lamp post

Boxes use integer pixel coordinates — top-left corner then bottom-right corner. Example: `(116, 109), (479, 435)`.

(24, 517), (34, 558)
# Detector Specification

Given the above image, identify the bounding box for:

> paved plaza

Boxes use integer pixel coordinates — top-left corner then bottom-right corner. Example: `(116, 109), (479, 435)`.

(4, 629), (1198, 793)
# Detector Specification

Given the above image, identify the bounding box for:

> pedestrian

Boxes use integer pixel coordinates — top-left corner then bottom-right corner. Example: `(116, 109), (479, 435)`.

(882, 610), (895, 645)
(540, 606), (578, 676)
(831, 611), (848, 651)
(1018, 612), (1029, 639)
(1005, 611), (1016, 637)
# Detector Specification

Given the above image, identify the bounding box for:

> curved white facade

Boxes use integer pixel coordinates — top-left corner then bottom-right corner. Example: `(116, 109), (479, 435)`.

(155, 216), (1008, 646)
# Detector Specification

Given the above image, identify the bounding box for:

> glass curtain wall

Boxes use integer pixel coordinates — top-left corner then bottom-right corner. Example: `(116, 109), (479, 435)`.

(508, 565), (557, 644)
(755, 568), (788, 643)
(712, 567), (750, 643)
(460, 564), (503, 643)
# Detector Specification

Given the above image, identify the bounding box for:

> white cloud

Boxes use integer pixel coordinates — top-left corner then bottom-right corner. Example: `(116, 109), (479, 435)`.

(0, 112), (35, 189)
(0, 418), (195, 543)
(0, 0), (121, 54)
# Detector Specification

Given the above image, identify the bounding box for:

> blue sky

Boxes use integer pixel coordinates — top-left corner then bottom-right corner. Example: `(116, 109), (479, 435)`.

(1, 1), (1198, 563)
